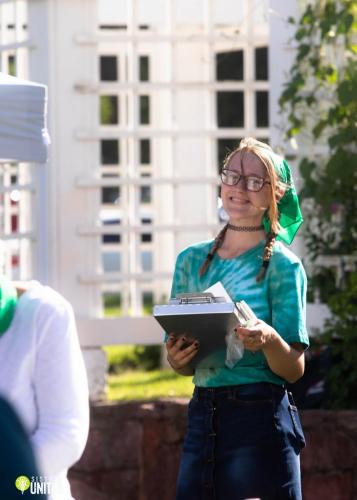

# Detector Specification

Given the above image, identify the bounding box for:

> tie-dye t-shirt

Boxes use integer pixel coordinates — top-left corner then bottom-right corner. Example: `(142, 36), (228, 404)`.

(170, 239), (309, 387)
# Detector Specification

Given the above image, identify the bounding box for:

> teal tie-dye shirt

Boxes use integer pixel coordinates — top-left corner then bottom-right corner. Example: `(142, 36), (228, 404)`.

(170, 239), (309, 387)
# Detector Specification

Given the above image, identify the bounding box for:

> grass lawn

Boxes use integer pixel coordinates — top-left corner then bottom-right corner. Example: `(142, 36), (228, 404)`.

(107, 369), (194, 401)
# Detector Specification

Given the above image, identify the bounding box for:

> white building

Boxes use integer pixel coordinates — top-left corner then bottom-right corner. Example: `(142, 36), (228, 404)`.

(0, 0), (328, 398)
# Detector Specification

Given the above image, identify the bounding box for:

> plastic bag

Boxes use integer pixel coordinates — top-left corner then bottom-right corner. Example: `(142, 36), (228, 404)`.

(225, 329), (245, 368)
(224, 301), (258, 369)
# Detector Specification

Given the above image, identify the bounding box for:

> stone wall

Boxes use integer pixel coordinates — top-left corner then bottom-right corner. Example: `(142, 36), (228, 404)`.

(69, 401), (357, 500)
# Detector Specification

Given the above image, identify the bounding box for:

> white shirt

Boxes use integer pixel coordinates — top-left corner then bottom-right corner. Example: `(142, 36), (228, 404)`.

(0, 282), (89, 499)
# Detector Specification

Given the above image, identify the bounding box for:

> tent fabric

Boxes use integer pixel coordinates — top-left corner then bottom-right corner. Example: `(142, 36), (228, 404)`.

(0, 73), (50, 163)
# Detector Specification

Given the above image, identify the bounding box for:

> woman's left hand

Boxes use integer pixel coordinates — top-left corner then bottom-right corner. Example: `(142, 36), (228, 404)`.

(235, 320), (277, 352)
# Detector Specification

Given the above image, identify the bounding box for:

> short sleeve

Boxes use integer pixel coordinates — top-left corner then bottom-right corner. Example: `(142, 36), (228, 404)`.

(268, 259), (309, 349)
(170, 251), (189, 299)
(163, 251), (189, 342)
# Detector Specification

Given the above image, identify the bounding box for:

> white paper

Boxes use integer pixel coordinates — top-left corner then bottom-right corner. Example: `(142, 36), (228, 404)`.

(204, 281), (233, 303)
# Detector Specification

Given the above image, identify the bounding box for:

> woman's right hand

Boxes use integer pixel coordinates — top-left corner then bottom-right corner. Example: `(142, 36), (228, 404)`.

(166, 334), (199, 374)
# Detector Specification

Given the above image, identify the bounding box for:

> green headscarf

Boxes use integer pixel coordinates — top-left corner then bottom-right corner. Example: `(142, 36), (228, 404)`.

(0, 277), (18, 335)
(261, 150), (303, 245)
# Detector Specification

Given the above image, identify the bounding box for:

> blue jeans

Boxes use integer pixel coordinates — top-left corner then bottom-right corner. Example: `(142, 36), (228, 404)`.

(176, 383), (305, 500)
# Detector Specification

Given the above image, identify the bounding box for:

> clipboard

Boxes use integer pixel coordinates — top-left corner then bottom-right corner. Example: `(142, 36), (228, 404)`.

(154, 291), (256, 369)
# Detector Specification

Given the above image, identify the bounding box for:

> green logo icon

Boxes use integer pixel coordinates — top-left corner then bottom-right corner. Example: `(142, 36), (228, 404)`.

(15, 476), (30, 494)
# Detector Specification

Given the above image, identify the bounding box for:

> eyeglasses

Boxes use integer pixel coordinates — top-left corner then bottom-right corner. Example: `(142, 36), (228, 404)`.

(220, 169), (270, 192)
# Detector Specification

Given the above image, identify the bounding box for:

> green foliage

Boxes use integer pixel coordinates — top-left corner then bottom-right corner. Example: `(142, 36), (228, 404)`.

(104, 344), (161, 373)
(107, 369), (194, 401)
(320, 273), (357, 408)
(280, 1), (357, 408)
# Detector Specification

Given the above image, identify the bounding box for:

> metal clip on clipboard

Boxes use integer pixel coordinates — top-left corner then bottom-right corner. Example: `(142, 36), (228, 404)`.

(174, 292), (226, 305)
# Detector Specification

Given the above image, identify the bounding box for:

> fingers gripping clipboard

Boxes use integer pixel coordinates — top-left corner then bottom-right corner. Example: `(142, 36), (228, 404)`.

(153, 282), (257, 369)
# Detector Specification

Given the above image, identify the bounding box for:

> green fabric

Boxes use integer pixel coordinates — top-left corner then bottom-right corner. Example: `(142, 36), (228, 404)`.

(0, 278), (18, 335)
(170, 239), (309, 388)
(260, 149), (304, 245)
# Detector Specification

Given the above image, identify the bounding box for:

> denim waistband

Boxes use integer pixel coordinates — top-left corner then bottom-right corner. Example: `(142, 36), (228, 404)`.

(193, 382), (286, 401)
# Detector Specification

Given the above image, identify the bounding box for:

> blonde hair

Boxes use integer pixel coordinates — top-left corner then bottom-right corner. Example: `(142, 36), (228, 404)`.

(199, 137), (283, 281)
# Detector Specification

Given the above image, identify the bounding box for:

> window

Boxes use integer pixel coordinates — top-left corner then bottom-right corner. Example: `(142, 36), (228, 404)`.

(100, 56), (118, 81)
(140, 218), (152, 242)
(100, 24), (127, 30)
(255, 91), (269, 128)
(139, 95), (150, 124)
(255, 47), (268, 81)
(8, 55), (16, 76)
(103, 292), (122, 317)
(217, 92), (244, 128)
(141, 233), (152, 243)
(102, 218), (121, 244)
(257, 137), (270, 145)
(100, 96), (118, 125)
(141, 251), (153, 271)
(217, 138), (240, 170)
(140, 186), (152, 203)
(11, 215), (18, 233)
(102, 251), (121, 272)
(216, 50), (244, 81)
(102, 187), (120, 204)
(139, 56), (150, 82)
(142, 291), (154, 314)
(140, 139), (151, 164)
(101, 140), (119, 165)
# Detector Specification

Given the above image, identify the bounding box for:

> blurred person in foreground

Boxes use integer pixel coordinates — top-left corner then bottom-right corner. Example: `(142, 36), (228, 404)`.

(166, 138), (309, 500)
(0, 277), (89, 499)
(0, 395), (46, 499)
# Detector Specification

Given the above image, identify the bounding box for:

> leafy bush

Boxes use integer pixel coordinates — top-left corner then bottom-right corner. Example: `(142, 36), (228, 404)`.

(280, 0), (357, 408)
(104, 345), (161, 373)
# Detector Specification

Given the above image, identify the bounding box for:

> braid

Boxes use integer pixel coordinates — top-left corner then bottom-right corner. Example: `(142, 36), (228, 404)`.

(256, 232), (277, 282)
(199, 224), (229, 277)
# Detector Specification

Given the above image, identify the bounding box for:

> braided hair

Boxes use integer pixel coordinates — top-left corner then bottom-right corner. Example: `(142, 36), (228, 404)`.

(199, 224), (229, 277)
(199, 137), (283, 281)
(256, 231), (277, 282)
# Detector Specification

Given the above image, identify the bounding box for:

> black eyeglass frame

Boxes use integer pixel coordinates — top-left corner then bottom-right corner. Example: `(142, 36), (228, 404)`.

(220, 168), (271, 193)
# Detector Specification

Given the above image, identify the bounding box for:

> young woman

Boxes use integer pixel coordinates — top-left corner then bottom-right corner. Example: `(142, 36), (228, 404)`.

(0, 279), (89, 500)
(166, 137), (309, 500)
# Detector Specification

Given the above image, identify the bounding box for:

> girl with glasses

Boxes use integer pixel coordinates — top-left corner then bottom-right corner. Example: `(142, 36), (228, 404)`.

(166, 137), (309, 500)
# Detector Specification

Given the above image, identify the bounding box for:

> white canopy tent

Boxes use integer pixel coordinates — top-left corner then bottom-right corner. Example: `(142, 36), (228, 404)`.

(0, 72), (50, 163)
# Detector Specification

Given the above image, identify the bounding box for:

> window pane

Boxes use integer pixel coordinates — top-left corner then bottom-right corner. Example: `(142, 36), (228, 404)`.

(255, 47), (268, 81)
(102, 187), (120, 204)
(216, 50), (244, 81)
(101, 140), (119, 165)
(141, 251), (153, 271)
(103, 292), (122, 317)
(100, 56), (118, 81)
(217, 138), (240, 171)
(139, 95), (150, 124)
(142, 291), (154, 314)
(141, 233), (152, 243)
(102, 252), (121, 272)
(140, 186), (152, 203)
(255, 91), (269, 127)
(102, 218), (121, 244)
(139, 55), (150, 81)
(217, 92), (244, 128)
(256, 137), (270, 145)
(8, 55), (16, 76)
(100, 96), (118, 125)
(140, 139), (151, 164)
